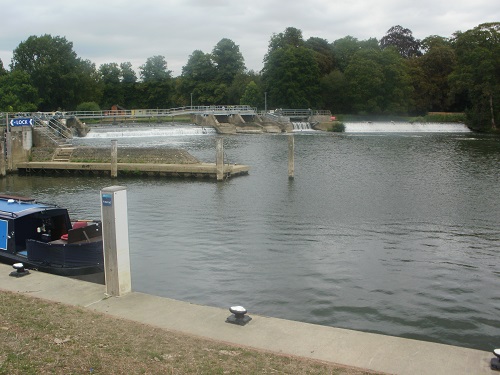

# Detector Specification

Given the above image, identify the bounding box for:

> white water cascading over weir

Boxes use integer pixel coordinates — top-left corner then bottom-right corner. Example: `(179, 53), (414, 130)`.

(84, 126), (216, 138)
(292, 122), (313, 131)
(344, 122), (471, 133)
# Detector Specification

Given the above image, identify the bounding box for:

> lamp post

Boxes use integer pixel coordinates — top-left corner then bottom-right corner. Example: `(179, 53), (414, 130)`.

(190, 92), (193, 109)
(264, 92), (267, 113)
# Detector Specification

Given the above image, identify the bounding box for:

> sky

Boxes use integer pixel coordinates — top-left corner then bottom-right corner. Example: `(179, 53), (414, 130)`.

(0, 0), (498, 77)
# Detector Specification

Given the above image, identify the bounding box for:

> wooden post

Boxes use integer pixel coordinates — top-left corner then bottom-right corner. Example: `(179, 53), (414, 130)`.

(0, 133), (5, 177)
(6, 113), (12, 172)
(216, 137), (224, 181)
(100, 186), (131, 296)
(288, 135), (294, 180)
(111, 140), (118, 178)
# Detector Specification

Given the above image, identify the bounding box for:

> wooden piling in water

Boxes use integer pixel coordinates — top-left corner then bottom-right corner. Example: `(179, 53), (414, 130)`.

(111, 140), (118, 178)
(216, 138), (224, 181)
(288, 135), (294, 180)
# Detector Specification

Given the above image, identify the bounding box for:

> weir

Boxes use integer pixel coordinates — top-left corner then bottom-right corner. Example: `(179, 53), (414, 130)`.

(344, 122), (471, 133)
(84, 126), (216, 139)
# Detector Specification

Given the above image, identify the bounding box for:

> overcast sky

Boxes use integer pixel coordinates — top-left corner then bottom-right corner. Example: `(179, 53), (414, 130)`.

(1, 0), (498, 76)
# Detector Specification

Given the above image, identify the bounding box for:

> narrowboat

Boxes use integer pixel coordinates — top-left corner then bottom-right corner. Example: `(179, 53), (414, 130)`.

(0, 194), (103, 276)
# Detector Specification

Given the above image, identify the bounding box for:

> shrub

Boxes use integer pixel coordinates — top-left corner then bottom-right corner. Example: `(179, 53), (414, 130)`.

(330, 122), (345, 132)
(76, 102), (101, 112)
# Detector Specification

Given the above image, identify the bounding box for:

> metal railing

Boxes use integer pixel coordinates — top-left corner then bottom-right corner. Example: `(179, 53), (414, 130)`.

(32, 115), (71, 145)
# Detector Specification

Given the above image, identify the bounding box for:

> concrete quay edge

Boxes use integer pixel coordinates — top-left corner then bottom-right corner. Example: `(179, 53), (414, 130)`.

(0, 264), (496, 375)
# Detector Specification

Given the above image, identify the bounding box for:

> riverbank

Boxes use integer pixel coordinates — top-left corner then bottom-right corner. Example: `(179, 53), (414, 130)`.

(0, 290), (372, 374)
(0, 264), (494, 375)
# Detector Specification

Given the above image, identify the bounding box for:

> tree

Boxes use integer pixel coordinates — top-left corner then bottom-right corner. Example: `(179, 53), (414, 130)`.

(0, 58), (6, 76)
(180, 50), (220, 105)
(227, 71), (261, 105)
(11, 34), (96, 110)
(320, 70), (350, 113)
(120, 62), (139, 108)
(139, 56), (173, 108)
(99, 63), (123, 109)
(264, 27), (305, 66)
(262, 27), (321, 108)
(345, 48), (412, 114)
(120, 62), (137, 84)
(332, 35), (372, 72)
(407, 36), (456, 113)
(212, 38), (246, 85)
(449, 23), (500, 131)
(380, 25), (422, 58)
(240, 81), (262, 109)
(0, 70), (40, 112)
(262, 45), (321, 108)
(305, 37), (335, 76)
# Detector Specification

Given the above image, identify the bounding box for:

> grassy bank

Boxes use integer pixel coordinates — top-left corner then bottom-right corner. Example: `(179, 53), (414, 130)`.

(0, 291), (376, 374)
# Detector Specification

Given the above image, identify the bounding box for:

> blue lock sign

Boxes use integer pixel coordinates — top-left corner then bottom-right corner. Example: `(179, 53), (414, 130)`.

(10, 118), (33, 127)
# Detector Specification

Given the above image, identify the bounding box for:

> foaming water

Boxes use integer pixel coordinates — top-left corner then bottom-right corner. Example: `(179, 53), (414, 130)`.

(345, 122), (471, 133)
(3, 129), (499, 351)
(84, 125), (216, 138)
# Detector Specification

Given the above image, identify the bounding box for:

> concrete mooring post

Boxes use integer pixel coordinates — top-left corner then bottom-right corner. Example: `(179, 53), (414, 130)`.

(111, 140), (118, 178)
(216, 137), (224, 181)
(100, 186), (131, 297)
(288, 135), (295, 180)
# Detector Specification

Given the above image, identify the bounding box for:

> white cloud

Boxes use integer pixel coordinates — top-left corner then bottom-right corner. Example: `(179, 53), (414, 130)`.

(0, 0), (496, 75)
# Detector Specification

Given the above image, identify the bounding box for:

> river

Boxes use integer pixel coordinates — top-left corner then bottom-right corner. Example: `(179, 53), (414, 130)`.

(1, 122), (499, 351)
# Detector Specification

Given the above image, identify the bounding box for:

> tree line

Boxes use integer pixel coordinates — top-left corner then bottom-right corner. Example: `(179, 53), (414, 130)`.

(0, 23), (498, 131)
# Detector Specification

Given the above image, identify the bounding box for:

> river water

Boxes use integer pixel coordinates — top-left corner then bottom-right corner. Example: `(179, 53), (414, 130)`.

(1, 123), (499, 351)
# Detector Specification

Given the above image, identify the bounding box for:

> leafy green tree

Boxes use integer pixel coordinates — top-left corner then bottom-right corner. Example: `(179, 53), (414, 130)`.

(99, 63), (123, 109)
(407, 36), (456, 113)
(227, 71), (261, 105)
(120, 62), (138, 108)
(0, 70), (40, 112)
(240, 81), (262, 108)
(120, 62), (137, 83)
(305, 37), (335, 76)
(180, 50), (220, 105)
(266, 27), (304, 58)
(139, 55), (173, 108)
(449, 22), (500, 130)
(320, 70), (350, 113)
(76, 101), (100, 111)
(345, 48), (412, 114)
(0, 58), (6, 76)
(262, 27), (321, 108)
(332, 36), (362, 72)
(380, 25), (422, 58)
(212, 38), (246, 85)
(77, 59), (102, 109)
(11, 34), (98, 110)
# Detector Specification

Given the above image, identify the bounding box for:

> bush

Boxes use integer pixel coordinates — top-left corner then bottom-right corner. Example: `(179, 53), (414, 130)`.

(76, 102), (101, 112)
(330, 122), (345, 132)
(424, 112), (466, 123)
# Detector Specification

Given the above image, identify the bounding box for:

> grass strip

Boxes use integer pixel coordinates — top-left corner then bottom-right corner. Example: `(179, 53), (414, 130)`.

(0, 291), (377, 374)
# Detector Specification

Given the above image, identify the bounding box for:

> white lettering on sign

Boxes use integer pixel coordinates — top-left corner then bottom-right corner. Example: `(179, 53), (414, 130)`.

(10, 118), (33, 126)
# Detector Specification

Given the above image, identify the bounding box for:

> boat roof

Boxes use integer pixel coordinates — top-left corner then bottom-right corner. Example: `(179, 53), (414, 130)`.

(0, 196), (60, 218)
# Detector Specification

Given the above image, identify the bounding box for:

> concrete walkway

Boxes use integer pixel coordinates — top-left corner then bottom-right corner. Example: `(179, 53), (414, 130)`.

(0, 264), (496, 375)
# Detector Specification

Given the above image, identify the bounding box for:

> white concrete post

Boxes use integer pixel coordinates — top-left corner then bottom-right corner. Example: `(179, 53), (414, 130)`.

(100, 186), (131, 296)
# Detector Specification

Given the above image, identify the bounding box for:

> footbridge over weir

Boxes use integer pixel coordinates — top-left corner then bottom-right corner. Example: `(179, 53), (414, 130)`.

(3, 106), (332, 138)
